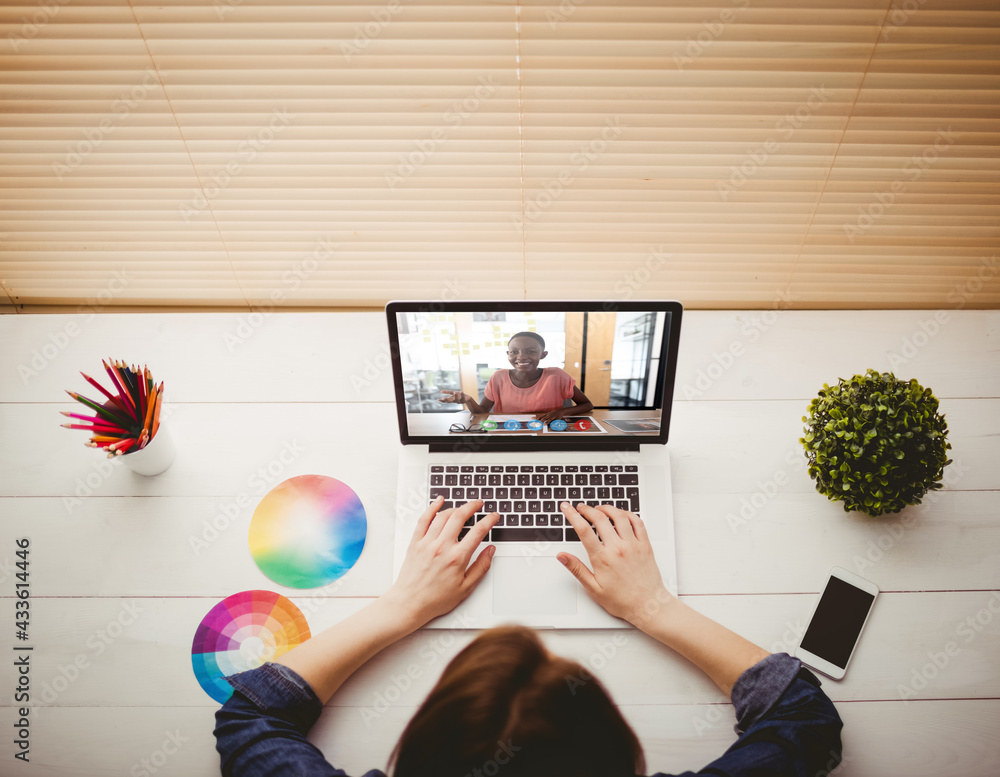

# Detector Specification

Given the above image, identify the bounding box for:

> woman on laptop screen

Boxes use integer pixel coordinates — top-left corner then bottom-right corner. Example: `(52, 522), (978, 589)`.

(214, 498), (843, 777)
(438, 332), (594, 422)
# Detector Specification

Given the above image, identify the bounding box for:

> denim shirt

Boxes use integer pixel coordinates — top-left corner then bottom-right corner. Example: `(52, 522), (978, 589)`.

(214, 652), (842, 777)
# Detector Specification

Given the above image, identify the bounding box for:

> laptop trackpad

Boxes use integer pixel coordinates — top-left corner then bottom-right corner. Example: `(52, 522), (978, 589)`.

(492, 557), (577, 617)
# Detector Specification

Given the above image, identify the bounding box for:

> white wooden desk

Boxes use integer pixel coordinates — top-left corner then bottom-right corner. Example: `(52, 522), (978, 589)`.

(0, 311), (998, 776)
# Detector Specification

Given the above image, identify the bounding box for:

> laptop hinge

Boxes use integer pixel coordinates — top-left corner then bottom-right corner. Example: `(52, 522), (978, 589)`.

(427, 441), (642, 454)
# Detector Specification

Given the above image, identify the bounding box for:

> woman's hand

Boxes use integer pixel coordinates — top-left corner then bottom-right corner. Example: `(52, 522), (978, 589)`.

(438, 390), (468, 405)
(534, 408), (565, 423)
(557, 502), (675, 626)
(383, 497), (499, 628)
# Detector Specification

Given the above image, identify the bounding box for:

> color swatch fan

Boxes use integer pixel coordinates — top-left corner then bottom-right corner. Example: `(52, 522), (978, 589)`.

(192, 590), (311, 703)
(249, 474), (367, 589)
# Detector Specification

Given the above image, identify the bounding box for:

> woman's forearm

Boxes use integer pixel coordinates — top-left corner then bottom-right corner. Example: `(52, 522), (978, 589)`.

(274, 597), (419, 704)
(637, 598), (769, 696)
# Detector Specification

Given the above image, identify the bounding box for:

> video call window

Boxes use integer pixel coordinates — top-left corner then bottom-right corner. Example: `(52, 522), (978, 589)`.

(396, 310), (665, 415)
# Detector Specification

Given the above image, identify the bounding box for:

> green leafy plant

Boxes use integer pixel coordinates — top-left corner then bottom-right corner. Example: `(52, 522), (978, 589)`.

(800, 370), (951, 516)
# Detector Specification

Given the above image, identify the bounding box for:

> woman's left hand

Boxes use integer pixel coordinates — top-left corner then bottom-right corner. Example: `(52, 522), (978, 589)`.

(535, 408), (565, 423)
(382, 498), (499, 628)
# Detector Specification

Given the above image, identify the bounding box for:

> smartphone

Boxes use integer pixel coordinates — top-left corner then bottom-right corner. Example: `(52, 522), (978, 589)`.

(795, 567), (879, 680)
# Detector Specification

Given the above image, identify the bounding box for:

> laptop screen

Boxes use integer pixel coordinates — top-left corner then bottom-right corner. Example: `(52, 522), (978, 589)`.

(386, 301), (682, 448)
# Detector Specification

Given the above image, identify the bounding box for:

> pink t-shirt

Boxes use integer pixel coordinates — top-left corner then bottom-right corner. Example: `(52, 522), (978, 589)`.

(483, 367), (575, 414)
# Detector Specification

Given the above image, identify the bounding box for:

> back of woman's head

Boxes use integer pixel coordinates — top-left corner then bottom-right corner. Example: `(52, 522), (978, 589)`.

(390, 625), (644, 777)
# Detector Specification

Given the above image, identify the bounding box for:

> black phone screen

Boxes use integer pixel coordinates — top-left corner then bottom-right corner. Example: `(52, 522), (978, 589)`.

(799, 576), (876, 669)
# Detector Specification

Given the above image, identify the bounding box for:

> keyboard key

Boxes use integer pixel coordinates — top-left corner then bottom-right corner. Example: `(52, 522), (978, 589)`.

(575, 474), (587, 485)
(532, 474), (545, 485)
(610, 465), (623, 472)
(589, 474), (602, 485)
(460, 474), (472, 486)
(446, 466), (459, 472)
(466, 488), (479, 499)
(536, 515), (548, 526)
(625, 465), (638, 472)
(476, 465), (489, 473)
(445, 474), (458, 486)
(528, 501), (541, 512)
(613, 486), (624, 499)
(510, 487), (523, 499)
(491, 465), (504, 472)
(517, 474), (530, 486)
(484, 501), (497, 512)
(546, 474), (559, 485)
(513, 501), (526, 513)
(461, 465), (473, 472)
(489, 474), (501, 486)
(491, 528), (563, 542)
(503, 474), (515, 486)
(525, 487), (538, 499)
(565, 465), (579, 472)
(507, 515), (519, 526)
(580, 465), (593, 472)
(540, 487), (552, 499)
(522, 465), (534, 472)
(543, 500), (556, 512)
(615, 500), (630, 510)
(481, 488), (494, 499)
(431, 465), (444, 472)
(568, 487), (581, 500)
(595, 465), (608, 472)
(561, 474), (573, 485)
(459, 528), (471, 540)
(536, 466), (549, 472)
(582, 487), (596, 499)
(598, 487), (610, 499)
(521, 515), (534, 526)
(603, 474), (617, 485)
(430, 474), (443, 486)
(452, 488), (464, 499)
(496, 488), (509, 499)
(494, 515), (505, 526)
(551, 465), (564, 472)
(474, 474), (487, 485)
(554, 487), (567, 499)
(430, 487), (449, 500)
(619, 474), (639, 485)
(550, 515), (564, 526)
(505, 466), (518, 472)
(464, 517), (474, 527)
(442, 501), (454, 510)
(499, 501), (512, 512)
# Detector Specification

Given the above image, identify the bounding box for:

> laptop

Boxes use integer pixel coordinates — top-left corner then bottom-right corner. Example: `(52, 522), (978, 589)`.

(388, 300), (682, 629)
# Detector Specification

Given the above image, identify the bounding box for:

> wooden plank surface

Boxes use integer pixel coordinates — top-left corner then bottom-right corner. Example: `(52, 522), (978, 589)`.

(0, 310), (996, 776)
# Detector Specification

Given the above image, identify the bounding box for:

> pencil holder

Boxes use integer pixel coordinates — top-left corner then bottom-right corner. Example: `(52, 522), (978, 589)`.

(121, 426), (175, 476)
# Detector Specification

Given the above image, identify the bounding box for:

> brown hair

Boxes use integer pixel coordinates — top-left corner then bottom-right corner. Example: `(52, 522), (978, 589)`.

(390, 625), (644, 777)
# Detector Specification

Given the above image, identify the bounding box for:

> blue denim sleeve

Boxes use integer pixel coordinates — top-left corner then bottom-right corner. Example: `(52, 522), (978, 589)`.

(650, 653), (843, 777)
(213, 662), (387, 777)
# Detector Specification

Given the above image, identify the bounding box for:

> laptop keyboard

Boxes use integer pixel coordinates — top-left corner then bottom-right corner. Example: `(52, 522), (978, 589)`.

(427, 464), (640, 542)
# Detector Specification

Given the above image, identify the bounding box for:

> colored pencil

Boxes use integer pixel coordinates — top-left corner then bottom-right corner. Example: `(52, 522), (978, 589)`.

(59, 412), (124, 430)
(66, 391), (132, 426)
(151, 382), (163, 438)
(102, 359), (136, 418)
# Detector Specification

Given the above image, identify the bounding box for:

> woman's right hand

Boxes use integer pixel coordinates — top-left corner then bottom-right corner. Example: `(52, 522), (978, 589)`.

(438, 390), (468, 405)
(557, 502), (675, 627)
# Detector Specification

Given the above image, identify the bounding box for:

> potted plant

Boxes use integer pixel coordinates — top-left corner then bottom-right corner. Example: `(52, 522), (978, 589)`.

(800, 369), (951, 516)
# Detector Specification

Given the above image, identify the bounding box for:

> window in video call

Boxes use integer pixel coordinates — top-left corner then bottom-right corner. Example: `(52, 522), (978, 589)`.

(396, 309), (671, 437)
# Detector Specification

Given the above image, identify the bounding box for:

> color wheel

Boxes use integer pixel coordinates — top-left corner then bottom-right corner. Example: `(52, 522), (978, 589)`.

(249, 474), (367, 589)
(191, 590), (311, 703)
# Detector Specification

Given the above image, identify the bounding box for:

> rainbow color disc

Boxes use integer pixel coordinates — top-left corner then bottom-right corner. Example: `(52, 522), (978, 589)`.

(249, 474), (367, 589)
(191, 590), (311, 703)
